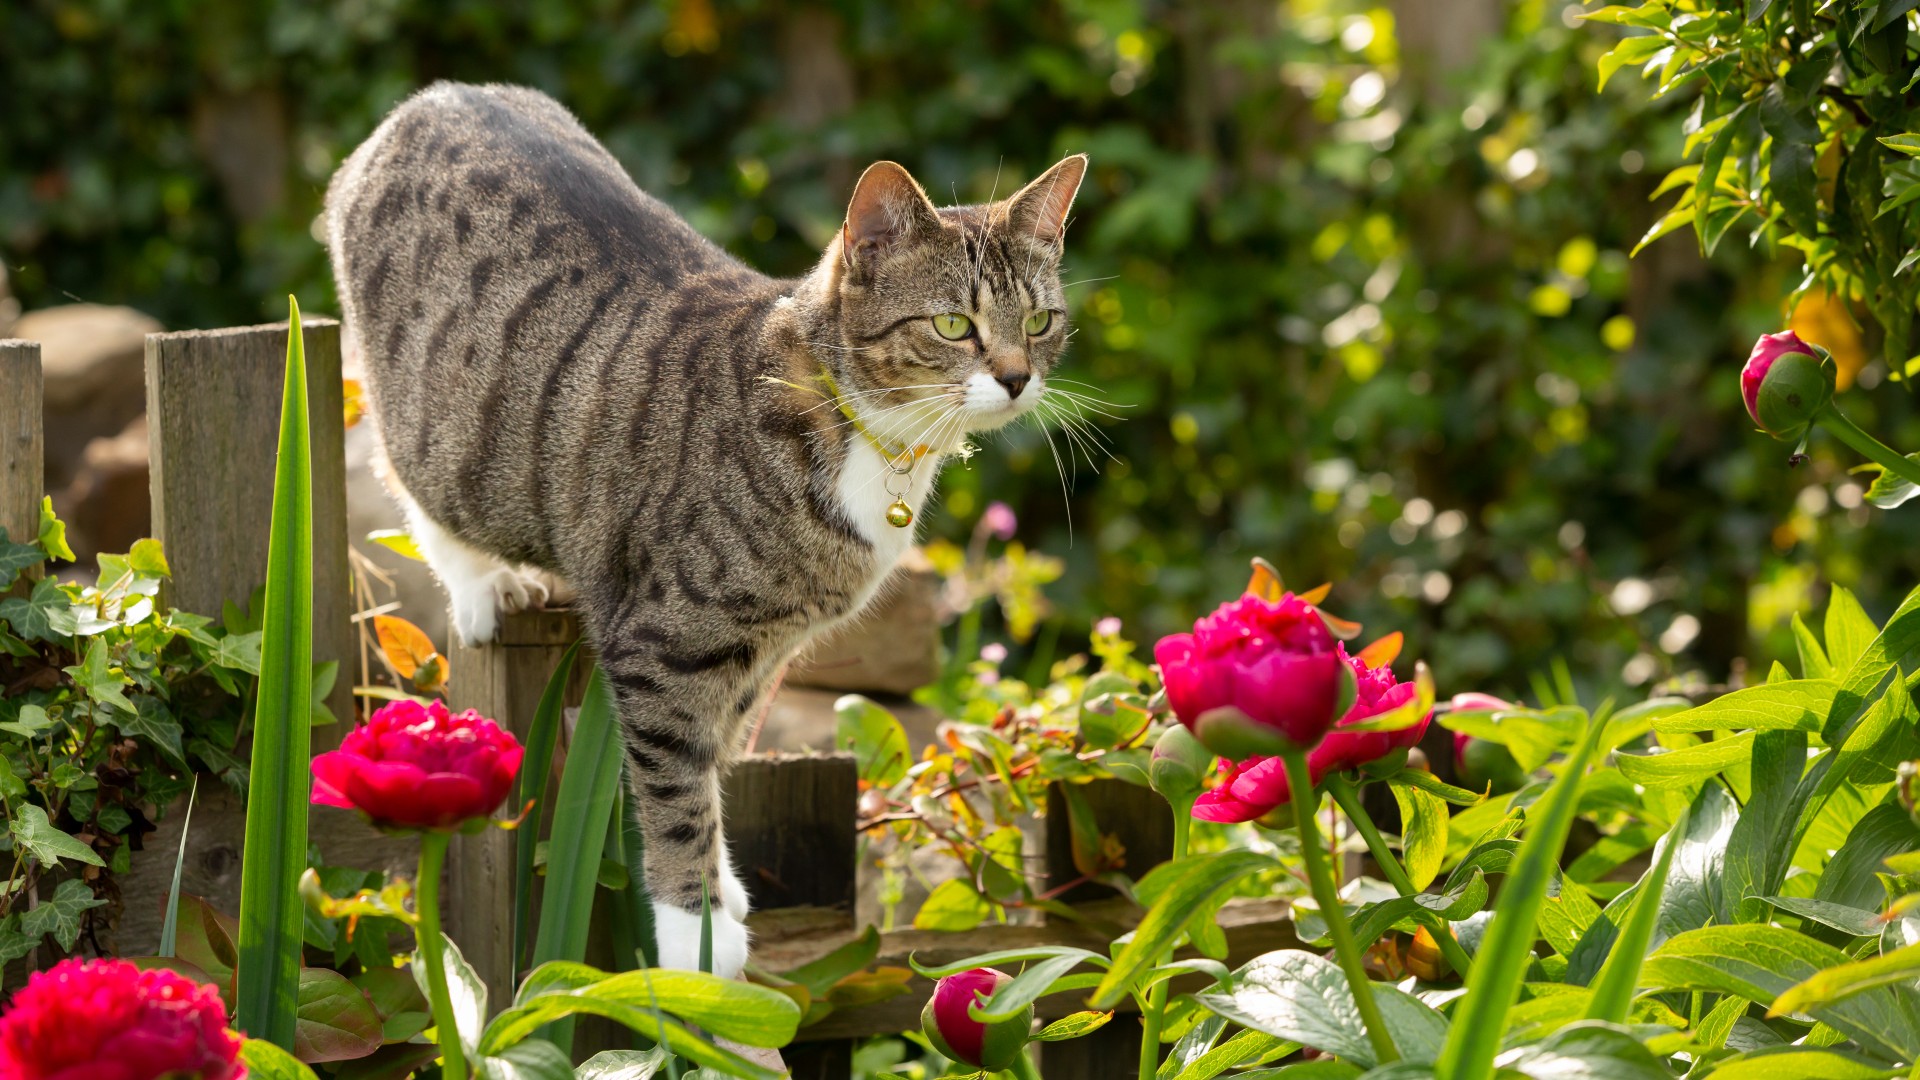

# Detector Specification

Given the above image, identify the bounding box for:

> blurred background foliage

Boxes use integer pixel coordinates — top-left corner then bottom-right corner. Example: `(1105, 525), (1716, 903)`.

(5, 0), (1919, 701)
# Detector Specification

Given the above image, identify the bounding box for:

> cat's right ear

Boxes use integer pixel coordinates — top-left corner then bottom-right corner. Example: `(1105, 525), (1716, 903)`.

(842, 161), (940, 274)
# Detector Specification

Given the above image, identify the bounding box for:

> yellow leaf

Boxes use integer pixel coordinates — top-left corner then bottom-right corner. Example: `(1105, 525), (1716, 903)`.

(1296, 582), (1333, 606)
(1789, 288), (1867, 390)
(374, 614), (449, 691)
(1357, 631), (1404, 669)
(343, 378), (367, 429)
(1245, 557), (1285, 601)
(365, 529), (425, 562)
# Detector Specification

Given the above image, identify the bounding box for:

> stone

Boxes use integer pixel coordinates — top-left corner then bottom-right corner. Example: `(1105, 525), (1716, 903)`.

(787, 547), (941, 695)
(53, 415), (150, 562)
(12, 304), (160, 492)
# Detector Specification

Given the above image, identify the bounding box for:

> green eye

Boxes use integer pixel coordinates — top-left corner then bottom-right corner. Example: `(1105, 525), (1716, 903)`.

(932, 313), (973, 340)
(1024, 310), (1053, 336)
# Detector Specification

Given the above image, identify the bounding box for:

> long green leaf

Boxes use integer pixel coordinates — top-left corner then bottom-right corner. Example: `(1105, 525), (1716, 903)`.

(514, 638), (581, 981)
(531, 665), (625, 1052)
(1090, 851), (1278, 1009)
(235, 298), (316, 1049)
(158, 775), (199, 957)
(1583, 806), (1685, 1022)
(1434, 705), (1608, 1080)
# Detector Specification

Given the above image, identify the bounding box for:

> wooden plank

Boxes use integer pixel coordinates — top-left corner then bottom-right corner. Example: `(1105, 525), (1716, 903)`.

(120, 319), (418, 955)
(0, 340), (42, 594)
(1042, 780), (1176, 1079)
(744, 897), (1302, 1042)
(728, 752), (858, 1077)
(445, 609), (588, 1008)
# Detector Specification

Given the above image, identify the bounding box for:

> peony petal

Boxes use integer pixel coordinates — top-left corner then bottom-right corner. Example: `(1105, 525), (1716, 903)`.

(309, 750), (362, 809)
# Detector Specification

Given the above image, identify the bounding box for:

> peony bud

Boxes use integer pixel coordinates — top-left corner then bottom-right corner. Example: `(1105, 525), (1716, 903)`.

(1741, 331), (1833, 442)
(1150, 725), (1214, 804)
(921, 968), (1033, 1071)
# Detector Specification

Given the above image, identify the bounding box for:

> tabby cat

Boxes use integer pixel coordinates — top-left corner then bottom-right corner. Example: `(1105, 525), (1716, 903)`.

(325, 82), (1085, 976)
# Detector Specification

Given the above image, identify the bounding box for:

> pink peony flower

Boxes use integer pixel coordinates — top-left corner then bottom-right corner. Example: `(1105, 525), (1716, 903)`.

(1155, 593), (1349, 758)
(0, 958), (244, 1080)
(1193, 642), (1432, 823)
(920, 968), (1032, 1070)
(312, 698), (523, 831)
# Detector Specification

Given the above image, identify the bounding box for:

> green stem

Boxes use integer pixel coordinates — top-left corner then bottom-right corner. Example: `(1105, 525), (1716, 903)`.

(1327, 779), (1475, 981)
(1283, 750), (1398, 1065)
(416, 832), (467, 1080)
(1008, 1048), (1044, 1080)
(1137, 794), (1194, 1080)
(1817, 404), (1920, 488)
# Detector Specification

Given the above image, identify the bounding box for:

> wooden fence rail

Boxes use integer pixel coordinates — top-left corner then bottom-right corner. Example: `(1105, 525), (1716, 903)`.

(0, 320), (1308, 1077)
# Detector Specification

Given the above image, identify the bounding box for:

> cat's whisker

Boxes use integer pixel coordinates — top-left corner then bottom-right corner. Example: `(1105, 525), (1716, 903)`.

(801, 381), (962, 416)
(1059, 275), (1118, 290)
(806, 341), (875, 352)
(1037, 390), (1128, 424)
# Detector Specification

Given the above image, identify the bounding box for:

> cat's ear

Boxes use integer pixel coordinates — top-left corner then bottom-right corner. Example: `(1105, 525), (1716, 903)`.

(843, 161), (940, 269)
(1007, 154), (1088, 246)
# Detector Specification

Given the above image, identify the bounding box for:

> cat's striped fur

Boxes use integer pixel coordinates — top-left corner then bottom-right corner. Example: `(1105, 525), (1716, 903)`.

(325, 82), (1084, 975)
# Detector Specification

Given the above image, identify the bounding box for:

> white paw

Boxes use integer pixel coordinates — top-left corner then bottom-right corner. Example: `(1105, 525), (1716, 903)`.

(716, 841), (751, 922)
(534, 569), (576, 607)
(447, 568), (548, 646)
(652, 901), (750, 979)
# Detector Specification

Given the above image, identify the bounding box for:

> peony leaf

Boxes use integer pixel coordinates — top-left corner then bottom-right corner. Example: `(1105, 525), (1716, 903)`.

(294, 967), (384, 1063)
(1033, 1010), (1113, 1042)
(1863, 454), (1920, 508)
(1194, 949), (1447, 1069)
(240, 1039), (323, 1080)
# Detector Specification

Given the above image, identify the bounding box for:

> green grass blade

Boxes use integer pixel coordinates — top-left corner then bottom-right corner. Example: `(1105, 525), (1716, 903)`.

(1583, 806), (1687, 1023)
(531, 664), (625, 1052)
(513, 638), (581, 983)
(614, 783), (658, 968)
(234, 298), (315, 1049)
(158, 775), (199, 957)
(1435, 705), (1609, 1080)
(699, 876), (712, 974)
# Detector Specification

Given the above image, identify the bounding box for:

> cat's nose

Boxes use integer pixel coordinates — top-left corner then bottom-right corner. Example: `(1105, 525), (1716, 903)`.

(996, 372), (1030, 399)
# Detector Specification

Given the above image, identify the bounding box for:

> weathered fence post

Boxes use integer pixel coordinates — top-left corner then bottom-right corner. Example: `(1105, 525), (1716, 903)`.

(1, 340), (42, 594)
(1042, 779), (1174, 1080)
(730, 751), (860, 1079)
(446, 608), (588, 1007)
(123, 319), (416, 953)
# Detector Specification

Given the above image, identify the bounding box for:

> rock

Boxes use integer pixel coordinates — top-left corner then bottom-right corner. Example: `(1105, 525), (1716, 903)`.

(53, 416), (150, 563)
(12, 304), (160, 493)
(787, 548), (942, 695)
(0, 263), (17, 337)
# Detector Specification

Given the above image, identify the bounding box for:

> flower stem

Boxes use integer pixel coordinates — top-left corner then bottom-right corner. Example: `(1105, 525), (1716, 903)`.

(1817, 404), (1920, 488)
(1282, 750), (1398, 1065)
(416, 831), (467, 1080)
(1008, 1047), (1044, 1080)
(1326, 779), (1475, 980)
(1138, 795), (1193, 1080)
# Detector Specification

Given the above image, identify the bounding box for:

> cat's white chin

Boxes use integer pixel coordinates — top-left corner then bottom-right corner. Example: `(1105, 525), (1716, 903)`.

(650, 901), (751, 979)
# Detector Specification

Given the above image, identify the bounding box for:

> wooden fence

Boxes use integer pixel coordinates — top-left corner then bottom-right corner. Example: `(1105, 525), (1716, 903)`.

(0, 322), (1307, 1077)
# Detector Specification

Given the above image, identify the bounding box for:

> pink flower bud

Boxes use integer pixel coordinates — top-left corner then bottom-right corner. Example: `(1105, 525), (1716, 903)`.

(1741, 330), (1832, 441)
(981, 502), (1018, 541)
(0, 958), (243, 1080)
(311, 699), (523, 831)
(1155, 593), (1353, 759)
(980, 643), (1008, 664)
(1094, 616), (1123, 638)
(921, 968), (1032, 1070)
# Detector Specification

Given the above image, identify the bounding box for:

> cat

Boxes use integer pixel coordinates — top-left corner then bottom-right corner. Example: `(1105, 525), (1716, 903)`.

(324, 81), (1085, 977)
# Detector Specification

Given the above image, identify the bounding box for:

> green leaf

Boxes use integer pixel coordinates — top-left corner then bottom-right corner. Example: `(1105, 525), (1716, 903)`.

(1878, 133), (1920, 157)
(1584, 807), (1684, 1023)
(1824, 587), (1879, 673)
(159, 776), (200, 958)
(1792, 614), (1833, 678)
(1166, 1029), (1294, 1080)
(1773, 942), (1920, 1016)
(36, 497), (74, 562)
(1657, 783), (1737, 939)
(1863, 455), (1920, 508)
(20, 878), (107, 950)
(1091, 850), (1279, 1009)
(240, 1039), (324, 1080)
(415, 931), (489, 1061)
(478, 1038), (575, 1080)
(127, 536), (171, 577)
(531, 666), (625, 1054)
(780, 923), (881, 997)
(575, 1047), (670, 1079)
(1614, 731), (1755, 788)
(1761, 82), (1820, 236)
(1193, 949), (1447, 1069)
(1694, 102), (1751, 254)
(912, 878), (992, 931)
(0, 576), (66, 641)
(1388, 778), (1446, 892)
(1434, 707), (1608, 1080)
(364, 528), (426, 561)
(9, 803), (105, 867)
(1701, 1047), (1905, 1080)
(1761, 896), (1884, 938)
(1078, 671), (1148, 749)
(973, 949), (1103, 1022)
(1655, 679), (1837, 734)
(0, 530), (42, 589)
(834, 694), (910, 787)
(215, 630), (264, 675)
(1813, 803), (1920, 913)
(119, 696), (189, 768)
(1035, 1010), (1113, 1042)
(295, 967), (384, 1063)
(1597, 33), (1668, 91)
(1642, 925), (1920, 1061)
(910, 945), (1111, 980)
(515, 639), (581, 983)
(234, 298), (317, 1051)
(1496, 1021), (1670, 1080)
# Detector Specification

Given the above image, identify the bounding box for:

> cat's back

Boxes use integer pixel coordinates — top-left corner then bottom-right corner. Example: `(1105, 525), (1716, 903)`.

(326, 82), (768, 567)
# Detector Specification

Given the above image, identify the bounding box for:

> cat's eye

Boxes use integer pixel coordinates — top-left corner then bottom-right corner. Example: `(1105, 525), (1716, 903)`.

(932, 313), (973, 340)
(1024, 310), (1053, 336)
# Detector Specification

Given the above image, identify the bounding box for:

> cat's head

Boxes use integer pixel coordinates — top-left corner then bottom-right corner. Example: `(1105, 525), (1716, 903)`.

(818, 155), (1087, 448)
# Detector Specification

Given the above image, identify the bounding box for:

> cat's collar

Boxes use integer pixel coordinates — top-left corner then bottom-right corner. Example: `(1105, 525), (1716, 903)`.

(766, 370), (973, 466)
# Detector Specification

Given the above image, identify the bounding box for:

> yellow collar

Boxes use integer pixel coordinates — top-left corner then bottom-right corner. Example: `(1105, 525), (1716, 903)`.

(813, 368), (932, 463)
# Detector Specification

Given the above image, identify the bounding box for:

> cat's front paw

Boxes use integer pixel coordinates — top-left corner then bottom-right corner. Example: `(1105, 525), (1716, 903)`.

(651, 901), (750, 979)
(448, 568), (550, 646)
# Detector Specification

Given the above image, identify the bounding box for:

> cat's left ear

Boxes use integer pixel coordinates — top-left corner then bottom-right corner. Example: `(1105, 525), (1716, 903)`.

(1007, 154), (1088, 246)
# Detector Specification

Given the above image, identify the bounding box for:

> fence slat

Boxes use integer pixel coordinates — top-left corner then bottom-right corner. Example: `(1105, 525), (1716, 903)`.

(120, 319), (416, 955)
(1, 340), (42, 591)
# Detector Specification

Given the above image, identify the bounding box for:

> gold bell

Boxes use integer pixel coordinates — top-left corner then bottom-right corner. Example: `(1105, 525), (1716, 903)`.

(885, 500), (914, 528)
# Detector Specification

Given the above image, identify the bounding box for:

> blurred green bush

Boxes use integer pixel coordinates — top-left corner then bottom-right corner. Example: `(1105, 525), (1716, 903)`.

(4, 0), (1917, 698)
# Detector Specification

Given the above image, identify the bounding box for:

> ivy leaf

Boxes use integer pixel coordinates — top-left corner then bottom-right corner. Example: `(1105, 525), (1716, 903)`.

(0, 915), (36, 965)
(117, 696), (190, 769)
(46, 601), (115, 638)
(0, 703), (53, 738)
(36, 497), (74, 562)
(64, 637), (135, 715)
(0, 576), (64, 642)
(913, 878), (991, 931)
(127, 538), (171, 578)
(20, 879), (107, 951)
(0, 528), (42, 589)
(9, 804), (105, 868)
(214, 630), (264, 676)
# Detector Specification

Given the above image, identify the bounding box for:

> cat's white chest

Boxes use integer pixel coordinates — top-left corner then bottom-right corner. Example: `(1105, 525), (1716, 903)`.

(835, 439), (942, 599)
